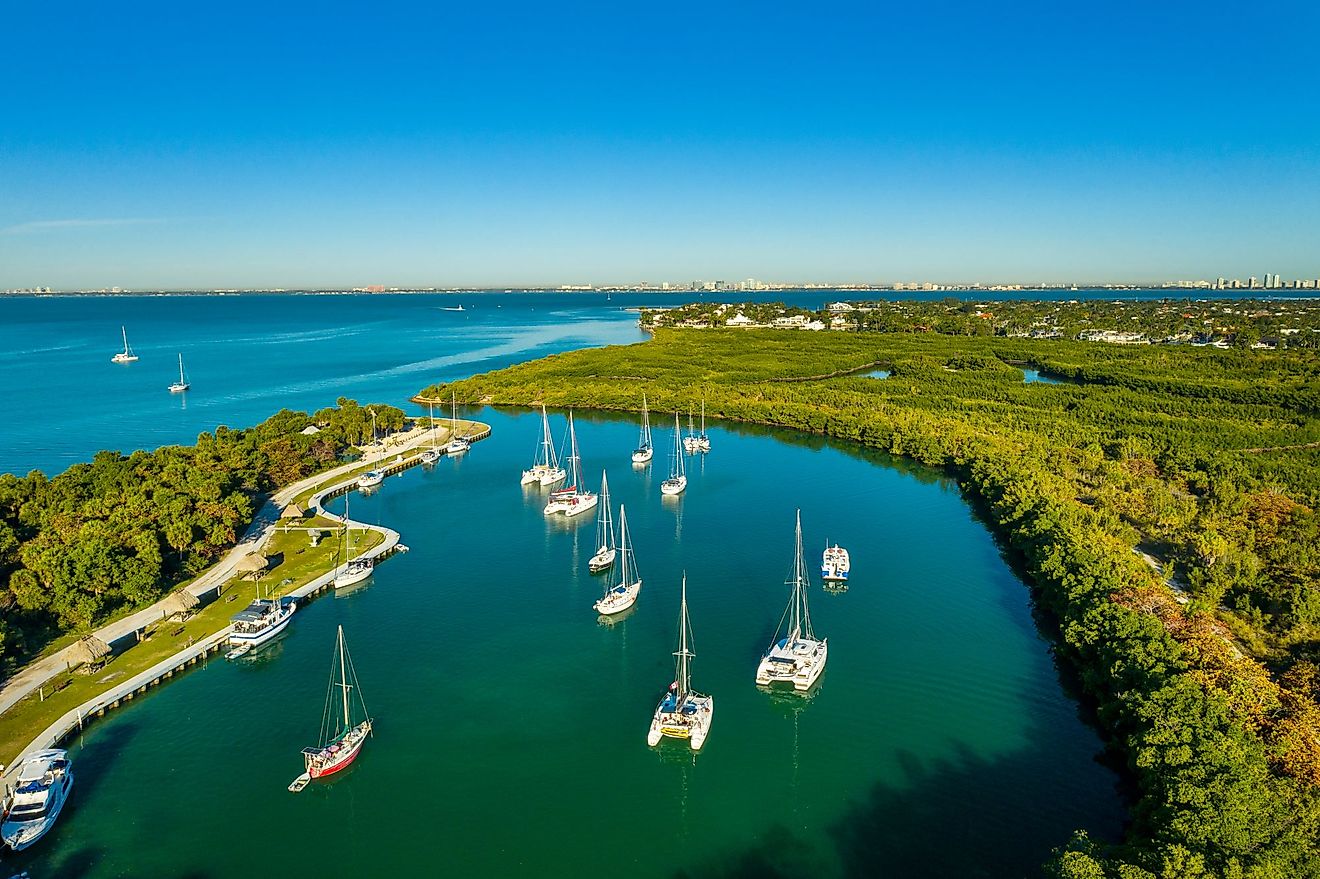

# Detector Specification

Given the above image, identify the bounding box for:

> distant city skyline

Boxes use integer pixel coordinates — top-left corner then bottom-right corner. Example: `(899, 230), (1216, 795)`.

(3, 1), (1317, 289)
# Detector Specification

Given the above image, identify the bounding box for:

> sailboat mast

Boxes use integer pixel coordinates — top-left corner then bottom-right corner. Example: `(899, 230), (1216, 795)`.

(640, 395), (650, 446)
(338, 625), (351, 731)
(676, 576), (692, 698)
(567, 412), (580, 486)
(541, 406), (556, 467)
(122, 326), (129, 352)
(792, 510), (813, 640)
(596, 470), (614, 550)
(618, 505), (630, 582)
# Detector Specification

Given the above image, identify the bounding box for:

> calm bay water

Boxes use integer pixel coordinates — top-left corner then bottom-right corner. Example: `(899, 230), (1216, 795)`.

(14, 409), (1124, 878)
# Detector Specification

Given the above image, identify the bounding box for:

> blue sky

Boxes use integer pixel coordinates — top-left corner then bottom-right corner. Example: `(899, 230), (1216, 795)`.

(2, 1), (1317, 288)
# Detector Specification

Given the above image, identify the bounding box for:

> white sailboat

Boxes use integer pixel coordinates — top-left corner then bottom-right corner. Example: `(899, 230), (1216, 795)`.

(1, 749), (73, 852)
(167, 353), (189, 392)
(543, 412), (598, 517)
(755, 510), (828, 692)
(421, 401), (441, 465)
(697, 399), (711, 452)
(631, 394), (654, 464)
(660, 413), (687, 496)
(647, 575), (714, 750)
(334, 494), (373, 589)
(522, 404), (566, 486)
(110, 326), (138, 363)
(594, 504), (641, 615)
(445, 391), (471, 455)
(289, 625), (373, 792)
(683, 405), (700, 452)
(588, 470), (617, 573)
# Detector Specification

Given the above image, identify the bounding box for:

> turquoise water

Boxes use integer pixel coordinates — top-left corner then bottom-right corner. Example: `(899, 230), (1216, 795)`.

(1022, 369), (1062, 384)
(15, 408), (1125, 878)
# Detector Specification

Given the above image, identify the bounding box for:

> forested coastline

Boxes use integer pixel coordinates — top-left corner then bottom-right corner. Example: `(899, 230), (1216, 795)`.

(421, 329), (1320, 878)
(0, 398), (405, 668)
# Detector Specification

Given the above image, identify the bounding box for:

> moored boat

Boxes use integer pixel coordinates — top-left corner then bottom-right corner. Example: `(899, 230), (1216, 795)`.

(167, 352), (190, 392)
(289, 625), (373, 792)
(594, 504), (641, 615)
(445, 391), (471, 455)
(110, 326), (138, 363)
(544, 412), (598, 517)
(1, 749), (73, 852)
(822, 542), (850, 584)
(421, 401), (442, 465)
(660, 413), (687, 496)
(756, 511), (827, 692)
(588, 470), (617, 573)
(631, 394), (654, 464)
(357, 469), (384, 490)
(522, 404), (566, 486)
(647, 575), (713, 750)
(228, 596), (296, 652)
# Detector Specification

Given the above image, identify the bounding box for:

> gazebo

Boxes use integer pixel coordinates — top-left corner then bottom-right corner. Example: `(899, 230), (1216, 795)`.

(280, 503), (307, 521)
(161, 589), (201, 621)
(237, 552), (271, 579)
(71, 635), (112, 672)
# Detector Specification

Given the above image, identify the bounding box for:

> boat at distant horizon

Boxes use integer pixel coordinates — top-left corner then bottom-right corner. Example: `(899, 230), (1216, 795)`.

(289, 625), (373, 792)
(110, 326), (138, 363)
(1, 749), (73, 852)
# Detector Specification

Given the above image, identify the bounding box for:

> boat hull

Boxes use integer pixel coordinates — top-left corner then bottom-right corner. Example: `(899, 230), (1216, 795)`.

(227, 604), (296, 647)
(660, 476), (687, 496)
(111, 354), (138, 364)
(631, 447), (653, 464)
(594, 579), (640, 615)
(334, 563), (373, 589)
(588, 547), (617, 573)
(755, 639), (828, 692)
(308, 721), (372, 779)
(647, 694), (714, 750)
(2, 756), (72, 853)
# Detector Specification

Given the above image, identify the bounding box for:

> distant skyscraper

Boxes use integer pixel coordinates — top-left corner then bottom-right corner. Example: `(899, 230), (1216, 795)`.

(1249, 276), (1259, 288)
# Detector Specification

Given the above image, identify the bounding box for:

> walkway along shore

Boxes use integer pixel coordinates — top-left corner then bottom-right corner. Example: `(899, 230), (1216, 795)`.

(0, 420), (490, 786)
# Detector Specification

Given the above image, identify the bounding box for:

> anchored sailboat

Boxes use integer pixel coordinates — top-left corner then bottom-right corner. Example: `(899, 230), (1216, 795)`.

(588, 470), (617, 572)
(333, 494), (373, 590)
(110, 326), (138, 363)
(755, 510), (828, 692)
(594, 504), (641, 615)
(631, 394), (654, 464)
(167, 353), (189, 393)
(445, 391), (470, 455)
(543, 412), (598, 517)
(683, 406), (700, 452)
(697, 399), (711, 452)
(522, 404), (566, 486)
(421, 401), (442, 465)
(660, 413), (687, 496)
(647, 575), (714, 750)
(289, 625), (373, 792)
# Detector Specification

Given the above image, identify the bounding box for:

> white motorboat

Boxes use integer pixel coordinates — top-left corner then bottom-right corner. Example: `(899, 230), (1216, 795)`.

(594, 505), (641, 615)
(522, 404), (566, 486)
(588, 470), (618, 573)
(357, 470), (384, 490)
(167, 352), (190, 393)
(445, 391), (471, 455)
(822, 542), (850, 584)
(660, 412), (687, 496)
(631, 394), (654, 464)
(756, 511), (828, 692)
(1, 749), (73, 852)
(228, 596), (296, 651)
(544, 412), (597, 517)
(647, 575), (713, 750)
(110, 326), (138, 363)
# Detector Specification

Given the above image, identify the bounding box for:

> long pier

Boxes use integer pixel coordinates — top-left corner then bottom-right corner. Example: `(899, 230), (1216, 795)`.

(0, 420), (491, 786)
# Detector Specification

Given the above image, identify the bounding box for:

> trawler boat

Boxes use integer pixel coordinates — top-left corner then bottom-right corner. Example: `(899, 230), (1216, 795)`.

(289, 626), (373, 792)
(660, 413), (687, 496)
(522, 404), (566, 486)
(421, 401), (442, 465)
(588, 470), (617, 573)
(110, 326), (138, 363)
(647, 575), (714, 750)
(357, 469), (384, 490)
(445, 391), (470, 455)
(631, 394), (654, 464)
(228, 597), (296, 652)
(822, 542), (850, 584)
(682, 406), (700, 453)
(167, 353), (190, 392)
(1, 750), (73, 852)
(756, 511), (828, 692)
(544, 412), (597, 517)
(594, 505), (641, 615)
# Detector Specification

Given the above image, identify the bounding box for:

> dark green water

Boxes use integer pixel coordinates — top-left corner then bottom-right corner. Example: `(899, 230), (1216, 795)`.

(20, 408), (1123, 878)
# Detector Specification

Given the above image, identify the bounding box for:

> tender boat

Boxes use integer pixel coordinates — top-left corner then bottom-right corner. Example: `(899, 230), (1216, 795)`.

(445, 391), (471, 455)
(1, 749), (73, 852)
(756, 511), (828, 692)
(167, 352), (190, 393)
(110, 326), (138, 363)
(228, 597), (296, 652)
(522, 404), (566, 486)
(660, 412), (687, 496)
(588, 470), (617, 573)
(822, 542), (850, 584)
(647, 575), (713, 750)
(289, 626), (373, 792)
(631, 394), (654, 464)
(544, 412), (598, 517)
(594, 505), (641, 615)
(357, 470), (384, 490)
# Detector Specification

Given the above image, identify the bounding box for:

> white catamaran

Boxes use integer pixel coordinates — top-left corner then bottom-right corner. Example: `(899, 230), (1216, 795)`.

(660, 413), (687, 496)
(594, 504), (641, 615)
(755, 510), (828, 692)
(647, 575), (714, 750)
(110, 326), (138, 363)
(588, 470), (617, 573)
(543, 412), (598, 517)
(289, 625), (373, 792)
(631, 394), (654, 464)
(445, 391), (471, 455)
(421, 401), (442, 465)
(167, 353), (190, 393)
(522, 404), (566, 486)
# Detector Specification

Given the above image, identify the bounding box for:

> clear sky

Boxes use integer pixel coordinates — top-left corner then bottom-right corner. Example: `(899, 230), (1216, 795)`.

(2, 1), (1317, 289)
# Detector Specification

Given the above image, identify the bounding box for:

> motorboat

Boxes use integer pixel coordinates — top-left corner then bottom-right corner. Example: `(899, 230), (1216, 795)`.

(822, 542), (850, 584)
(228, 597), (296, 652)
(1, 749), (73, 852)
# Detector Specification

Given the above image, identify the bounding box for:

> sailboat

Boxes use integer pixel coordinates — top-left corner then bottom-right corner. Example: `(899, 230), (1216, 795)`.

(522, 404), (566, 486)
(683, 406), (700, 452)
(697, 399), (711, 452)
(588, 470), (617, 573)
(755, 510), (828, 692)
(631, 394), (654, 464)
(167, 353), (189, 393)
(334, 494), (373, 589)
(594, 505), (641, 615)
(421, 401), (442, 465)
(289, 625), (373, 792)
(110, 326), (138, 363)
(445, 392), (471, 455)
(543, 412), (598, 517)
(660, 413), (687, 496)
(647, 575), (714, 750)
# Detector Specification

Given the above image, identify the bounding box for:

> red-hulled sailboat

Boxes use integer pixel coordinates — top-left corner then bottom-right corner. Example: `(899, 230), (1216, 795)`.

(289, 625), (373, 792)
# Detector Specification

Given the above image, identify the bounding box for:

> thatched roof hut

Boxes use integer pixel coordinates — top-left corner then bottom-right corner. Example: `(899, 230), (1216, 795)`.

(71, 635), (111, 669)
(162, 589), (200, 619)
(237, 552), (271, 578)
(280, 503), (307, 520)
